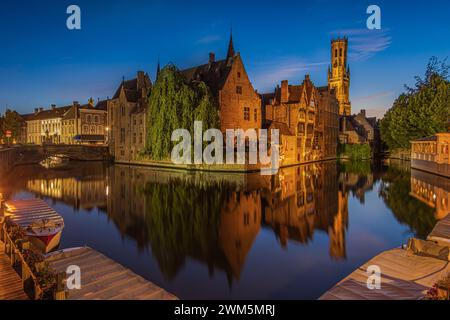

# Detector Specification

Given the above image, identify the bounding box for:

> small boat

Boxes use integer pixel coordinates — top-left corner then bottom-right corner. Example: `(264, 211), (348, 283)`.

(2, 199), (64, 253)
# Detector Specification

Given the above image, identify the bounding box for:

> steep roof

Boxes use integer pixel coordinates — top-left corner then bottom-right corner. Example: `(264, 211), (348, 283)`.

(180, 34), (238, 96)
(112, 72), (152, 103)
(181, 58), (233, 96)
(113, 79), (137, 99)
(95, 99), (108, 111)
(30, 106), (71, 121)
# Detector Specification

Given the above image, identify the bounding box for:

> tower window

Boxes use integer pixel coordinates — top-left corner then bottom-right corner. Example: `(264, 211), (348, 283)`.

(339, 48), (342, 57)
(236, 86), (242, 94)
(335, 49), (338, 57)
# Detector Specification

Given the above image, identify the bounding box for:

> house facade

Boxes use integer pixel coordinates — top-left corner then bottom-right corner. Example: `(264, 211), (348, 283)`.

(107, 71), (151, 161)
(62, 99), (108, 144)
(264, 75), (339, 164)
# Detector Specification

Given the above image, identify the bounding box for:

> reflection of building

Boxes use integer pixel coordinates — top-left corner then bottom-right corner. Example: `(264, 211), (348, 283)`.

(411, 133), (450, 177)
(262, 162), (348, 259)
(218, 191), (261, 278)
(410, 169), (450, 219)
(24, 162), (107, 209)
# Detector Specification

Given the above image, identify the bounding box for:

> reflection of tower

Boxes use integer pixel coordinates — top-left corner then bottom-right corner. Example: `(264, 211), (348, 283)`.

(328, 190), (348, 259)
(328, 38), (351, 116)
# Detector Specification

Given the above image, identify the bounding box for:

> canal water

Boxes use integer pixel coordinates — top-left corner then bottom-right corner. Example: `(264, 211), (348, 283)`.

(1, 159), (445, 299)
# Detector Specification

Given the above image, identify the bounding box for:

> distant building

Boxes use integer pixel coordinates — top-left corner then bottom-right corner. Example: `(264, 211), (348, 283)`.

(411, 133), (450, 177)
(61, 99), (108, 144)
(339, 109), (380, 153)
(25, 105), (71, 144)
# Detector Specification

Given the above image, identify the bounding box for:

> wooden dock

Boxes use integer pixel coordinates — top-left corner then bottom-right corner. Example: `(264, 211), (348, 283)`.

(0, 240), (28, 300)
(320, 213), (450, 300)
(46, 247), (178, 300)
(428, 213), (450, 246)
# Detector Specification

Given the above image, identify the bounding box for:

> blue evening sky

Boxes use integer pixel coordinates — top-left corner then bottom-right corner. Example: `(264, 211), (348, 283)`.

(0, 0), (449, 118)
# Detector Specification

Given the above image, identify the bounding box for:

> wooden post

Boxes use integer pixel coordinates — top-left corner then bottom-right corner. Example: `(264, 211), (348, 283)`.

(54, 272), (67, 300)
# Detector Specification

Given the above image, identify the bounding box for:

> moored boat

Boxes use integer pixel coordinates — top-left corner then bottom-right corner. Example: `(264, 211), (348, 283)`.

(2, 199), (64, 253)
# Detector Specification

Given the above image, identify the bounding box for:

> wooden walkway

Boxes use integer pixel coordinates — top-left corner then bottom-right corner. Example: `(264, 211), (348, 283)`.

(428, 213), (450, 246)
(0, 241), (28, 300)
(46, 247), (178, 300)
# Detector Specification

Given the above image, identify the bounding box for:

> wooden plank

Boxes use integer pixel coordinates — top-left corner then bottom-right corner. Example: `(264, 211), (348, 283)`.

(46, 247), (177, 300)
(0, 240), (28, 300)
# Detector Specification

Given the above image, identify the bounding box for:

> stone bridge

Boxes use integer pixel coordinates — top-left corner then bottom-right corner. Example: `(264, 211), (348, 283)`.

(0, 145), (108, 175)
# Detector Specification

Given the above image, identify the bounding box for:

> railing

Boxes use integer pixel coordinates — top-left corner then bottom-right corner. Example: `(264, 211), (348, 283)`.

(0, 221), (67, 300)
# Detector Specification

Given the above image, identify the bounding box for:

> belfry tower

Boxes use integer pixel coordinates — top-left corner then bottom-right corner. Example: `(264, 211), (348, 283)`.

(328, 37), (351, 116)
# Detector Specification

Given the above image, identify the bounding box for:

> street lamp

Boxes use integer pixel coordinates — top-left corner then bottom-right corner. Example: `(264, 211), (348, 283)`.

(105, 127), (109, 145)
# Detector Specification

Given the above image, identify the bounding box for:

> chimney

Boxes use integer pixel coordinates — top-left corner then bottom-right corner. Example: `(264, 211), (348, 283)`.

(51, 104), (56, 110)
(209, 52), (215, 63)
(281, 80), (289, 103)
(73, 101), (79, 107)
(360, 109), (366, 118)
(34, 108), (39, 113)
(305, 74), (310, 81)
(39, 107), (44, 112)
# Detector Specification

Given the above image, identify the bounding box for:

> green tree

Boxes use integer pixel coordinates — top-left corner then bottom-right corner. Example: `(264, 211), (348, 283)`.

(146, 64), (219, 160)
(2, 109), (23, 140)
(380, 57), (450, 150)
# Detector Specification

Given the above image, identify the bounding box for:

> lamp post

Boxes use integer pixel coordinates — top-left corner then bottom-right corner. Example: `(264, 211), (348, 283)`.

(105, 127), (109, 146)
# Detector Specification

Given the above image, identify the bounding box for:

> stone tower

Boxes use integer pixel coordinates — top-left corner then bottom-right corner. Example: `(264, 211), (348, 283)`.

(328, 37), (351, 116)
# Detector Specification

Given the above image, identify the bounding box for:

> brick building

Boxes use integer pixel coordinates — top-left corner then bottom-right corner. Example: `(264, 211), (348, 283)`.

(181, 34), (261, 135)
(264, 75), (339, 164)
(107, 71), (152, 161)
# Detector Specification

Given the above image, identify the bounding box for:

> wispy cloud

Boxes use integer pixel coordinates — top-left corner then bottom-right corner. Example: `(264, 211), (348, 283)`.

(330, 28), (392, 61)
(352, 91), (395, 104)
(251, 57), (328, 91)
(195, 35), (222, 45)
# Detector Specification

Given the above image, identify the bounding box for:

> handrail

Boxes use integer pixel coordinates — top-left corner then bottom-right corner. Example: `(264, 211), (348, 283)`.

(0, 222), (67, 300)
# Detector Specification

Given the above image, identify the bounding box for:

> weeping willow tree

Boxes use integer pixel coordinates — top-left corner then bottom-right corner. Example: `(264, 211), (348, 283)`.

(146, 64), (220, 160)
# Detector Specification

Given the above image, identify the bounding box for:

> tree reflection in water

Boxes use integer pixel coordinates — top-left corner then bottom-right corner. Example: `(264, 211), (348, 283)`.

(5, 159), (443, 286)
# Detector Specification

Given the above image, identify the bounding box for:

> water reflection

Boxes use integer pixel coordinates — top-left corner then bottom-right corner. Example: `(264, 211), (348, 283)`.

(1, 159), (445, 298)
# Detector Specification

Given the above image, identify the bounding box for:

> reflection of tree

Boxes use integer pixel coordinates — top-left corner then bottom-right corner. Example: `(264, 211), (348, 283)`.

(379, 165), (436, 238)
(138, 179), (234, 281)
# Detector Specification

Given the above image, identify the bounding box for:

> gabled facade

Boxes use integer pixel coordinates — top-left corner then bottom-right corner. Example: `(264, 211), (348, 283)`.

(61, 99), (108, 144)
(264, 75), (338, 164)
(181, 34), (262, 135)
(108, 71), (152, 161)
